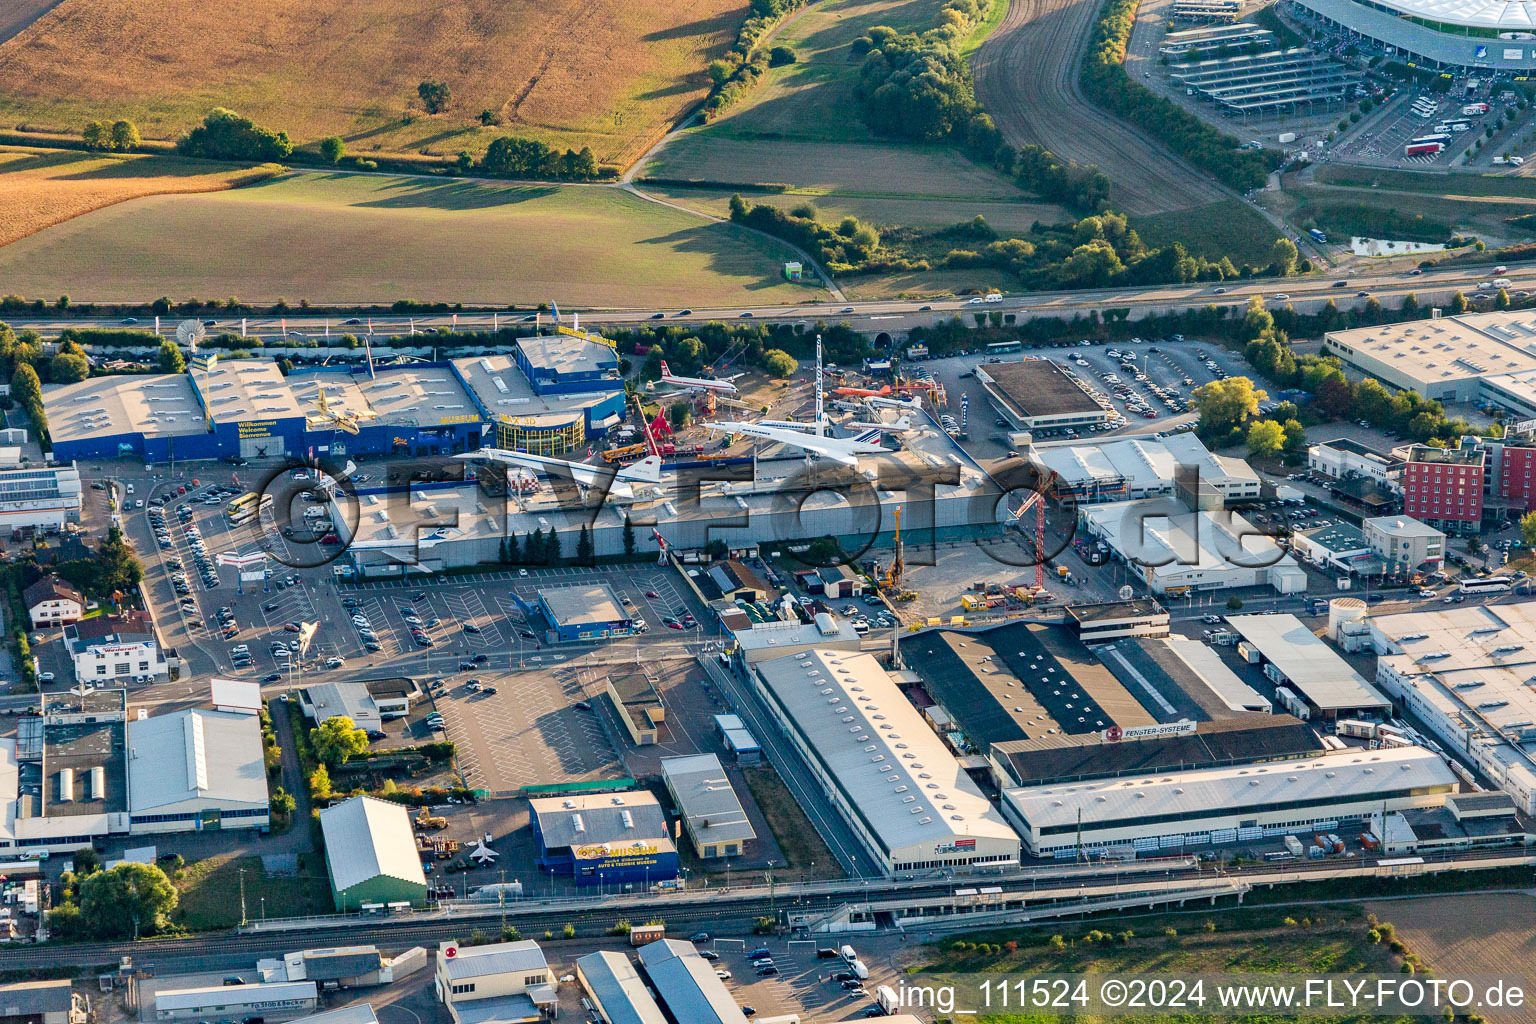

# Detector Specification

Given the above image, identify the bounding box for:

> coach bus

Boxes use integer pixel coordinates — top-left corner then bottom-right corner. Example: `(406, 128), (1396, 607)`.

(987, 340), (1023, 355)
(226, 491), (274, 526)
(1460, 575), (1512, 595)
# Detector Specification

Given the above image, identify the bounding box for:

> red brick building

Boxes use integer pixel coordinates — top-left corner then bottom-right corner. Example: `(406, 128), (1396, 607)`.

(1401, 445), (1485, 534)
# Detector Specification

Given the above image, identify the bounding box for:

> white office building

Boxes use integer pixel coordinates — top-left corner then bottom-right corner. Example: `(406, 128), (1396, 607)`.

(434, 940), (556, 1024)
(1307, 438), (1402, 491)
(1079, 502), (1307, 596)
(752, 649), (1020, 876)
(0, 462), (83, 533)
(1371, 602), (1536, 814)
(1002, 745), (1456, 858)
(63, 612), (167, 683)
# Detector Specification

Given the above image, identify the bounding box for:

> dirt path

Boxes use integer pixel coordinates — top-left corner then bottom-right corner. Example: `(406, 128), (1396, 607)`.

(970, 0), (1221, 214)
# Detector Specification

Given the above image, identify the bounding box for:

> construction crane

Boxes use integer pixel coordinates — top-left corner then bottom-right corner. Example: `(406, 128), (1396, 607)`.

(307, 386), (377, 436)
(879, 505), (916, 601)
(1010, 487), (1049, 591)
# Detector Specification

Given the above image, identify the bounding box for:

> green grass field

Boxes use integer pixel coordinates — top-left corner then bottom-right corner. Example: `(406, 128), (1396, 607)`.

(1315, 164), (1536, 199)
(0, 172), (829, 305)
(924, 905), (1416, 1024)
(644, 0), (1033, 209)
(173, 854), (333, 930)
(642, 185), (1068, 232)
(1132, 199), (1283, 267)
(1287, 183), (1536, 246)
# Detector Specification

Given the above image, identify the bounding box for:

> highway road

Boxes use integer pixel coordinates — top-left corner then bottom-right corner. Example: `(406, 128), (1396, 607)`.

(4, 263), (1532, 340)
(5, 846), (1531, 973)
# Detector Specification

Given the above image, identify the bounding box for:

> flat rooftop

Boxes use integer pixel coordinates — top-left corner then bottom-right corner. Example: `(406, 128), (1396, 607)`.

(541, 583), (627, 626)
(754, 649), (1020, 856)
(1364, 516), (1443, 540)
(40, 720), (125, 817)
(519, 334), (620, 376)
(1224, 614), (1390, 712)
(901, 623), (1155, 751)
(529, 790), (667, 849)
(289, 365), (480, 430)
(45, 373), (206, 442)
(1065, 599), (1168, 625)
(1314, 437), (1399, 466)
(193, 360), (304, 423)
(1325, 311), (1536, 386)
(994, 715), (1321, 786)
(609, 671), (664, 732)
(1372, 602), (1536, 742)
(1005, 745), (1454, 832)
(1094, 636), (1270, 722)
(1407, 445), (1483, 466)
(981, 359), (1103, 419)
(453, 354), (614, 429)
(661, 753), (756, 846)
(1032, 432), (1258, 493)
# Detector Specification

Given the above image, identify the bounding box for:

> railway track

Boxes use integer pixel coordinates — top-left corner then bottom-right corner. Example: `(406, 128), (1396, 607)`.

(971, 0), (1222, 214)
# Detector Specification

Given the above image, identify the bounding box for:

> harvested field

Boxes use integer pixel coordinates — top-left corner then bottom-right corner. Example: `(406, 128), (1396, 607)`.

(1368, 893), (1536, 1024)
(0, 0), (744, 166)
(646, 135), (1028, 199)
(0, 172), (826, 307)
(642, 186), (1070, 233)
(0, 146), (280, 248)
(971, 0), (1221, 214)
(840, 268), (1018, 299)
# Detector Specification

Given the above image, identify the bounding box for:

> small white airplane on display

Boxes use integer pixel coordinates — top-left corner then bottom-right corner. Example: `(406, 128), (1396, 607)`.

(706, 421), (887, 468)
(456, 449), (662, 501)
(470, 839), (499, 865)
(845, 415), (915, 433)
(659, 361), (742, 395)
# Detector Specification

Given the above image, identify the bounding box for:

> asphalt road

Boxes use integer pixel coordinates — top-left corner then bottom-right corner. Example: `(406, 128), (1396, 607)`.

(6, 262), (1532, 340)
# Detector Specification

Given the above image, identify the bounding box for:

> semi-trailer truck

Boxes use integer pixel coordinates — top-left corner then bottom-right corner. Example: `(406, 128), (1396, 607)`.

(1405, 141), (1445, 156)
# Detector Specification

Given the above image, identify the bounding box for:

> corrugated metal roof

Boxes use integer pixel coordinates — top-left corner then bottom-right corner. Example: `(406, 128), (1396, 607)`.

(576, 951), (668, 1024)
(1225, 614), (1389, 711)
(319, 795), (427, 893)
(529, 791), (667, 849)
(661, 754), (756, 845)
(1006, 746), (1454, 831)
(126, 710), (266, 812)
(635, 940), (746, 1024)
(442, 940), (548, 981)
(155, 982), (317, 1011)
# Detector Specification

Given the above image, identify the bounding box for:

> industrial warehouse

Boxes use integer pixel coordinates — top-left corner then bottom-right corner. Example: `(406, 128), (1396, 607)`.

(41, 330), (625, 464)
(0, 692), (268, 852)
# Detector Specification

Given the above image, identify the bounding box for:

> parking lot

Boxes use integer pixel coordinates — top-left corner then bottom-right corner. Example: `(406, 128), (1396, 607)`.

(915, 338), (1247, 464)
(701, 937), (910, 1022)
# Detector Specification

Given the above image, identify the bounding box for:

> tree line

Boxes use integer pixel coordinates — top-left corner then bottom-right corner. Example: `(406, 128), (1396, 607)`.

(729, 194), (1301, 289)
(1079, 0), (1277, 192)
(851, 0), (997, 142)
(703, 0), (805, 121)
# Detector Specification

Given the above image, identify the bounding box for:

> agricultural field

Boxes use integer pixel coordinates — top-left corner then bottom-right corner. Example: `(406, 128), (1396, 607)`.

(0, 172), (827, 306)
(1368, 892), (1536, 1024)
(640, 186), (1070, 234)
(0, 146), (279, 248)
(644, 0), (1038, 211)
(1317, 164), (1536, 200)
(0, 0), (744, 166)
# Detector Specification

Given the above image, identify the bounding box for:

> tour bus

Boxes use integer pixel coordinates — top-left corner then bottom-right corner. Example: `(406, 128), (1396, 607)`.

(226, 491), (274, 526)
(1460, 575), (1512, 595)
